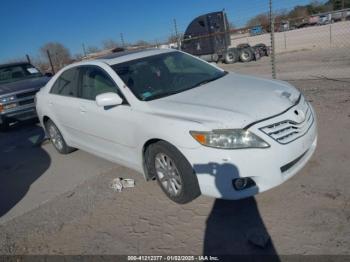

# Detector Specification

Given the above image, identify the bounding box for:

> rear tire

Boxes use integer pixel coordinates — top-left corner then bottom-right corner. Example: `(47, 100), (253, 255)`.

(145, 141), (201, 204)
(224, 50), (239, 64)
(240, 48), (254, 62)
(45, 119), (75, 154)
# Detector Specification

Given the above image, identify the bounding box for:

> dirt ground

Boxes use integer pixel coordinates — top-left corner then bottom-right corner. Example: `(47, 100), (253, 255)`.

(231, 21), (350, 53)
(220, 46), (350, 80)
(0, 77), (349, 256)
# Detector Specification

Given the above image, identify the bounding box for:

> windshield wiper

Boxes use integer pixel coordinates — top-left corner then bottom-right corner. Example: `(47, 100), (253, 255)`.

(143, 89), (182, 101)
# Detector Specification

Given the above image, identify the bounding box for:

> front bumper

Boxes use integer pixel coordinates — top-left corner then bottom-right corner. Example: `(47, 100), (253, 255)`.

(0, 105), (37, 125)
(180, 101), (318, 200)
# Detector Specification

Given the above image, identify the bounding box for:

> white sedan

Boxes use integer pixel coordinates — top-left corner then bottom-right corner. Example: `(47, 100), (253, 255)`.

(36, 49), (317, 204)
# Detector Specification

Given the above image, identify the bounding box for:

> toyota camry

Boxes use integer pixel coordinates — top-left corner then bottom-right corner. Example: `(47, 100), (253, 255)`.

(36, 49), (317, 203)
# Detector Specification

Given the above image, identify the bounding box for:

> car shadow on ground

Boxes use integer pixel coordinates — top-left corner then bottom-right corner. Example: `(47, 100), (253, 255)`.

(194, 163), (280, 260)
(0, 120), (50, 218)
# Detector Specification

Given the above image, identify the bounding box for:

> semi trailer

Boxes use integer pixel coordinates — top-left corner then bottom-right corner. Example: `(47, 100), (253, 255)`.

(181, 11), (269, 64)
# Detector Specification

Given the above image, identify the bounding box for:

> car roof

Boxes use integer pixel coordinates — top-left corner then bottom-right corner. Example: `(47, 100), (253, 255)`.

(96, 48), (176, 65)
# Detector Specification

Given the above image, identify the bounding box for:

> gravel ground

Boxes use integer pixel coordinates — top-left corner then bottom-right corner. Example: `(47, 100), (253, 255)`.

(0, 78), (349, 256)
(220, 47), (350, 80)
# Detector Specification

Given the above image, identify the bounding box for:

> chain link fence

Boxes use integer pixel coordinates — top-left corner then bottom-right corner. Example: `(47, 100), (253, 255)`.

(168, 0), (350, 81)
(34, 0), (349, 81)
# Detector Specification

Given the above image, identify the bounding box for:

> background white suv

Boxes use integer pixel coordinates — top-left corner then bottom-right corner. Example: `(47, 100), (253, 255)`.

(36, 49), (317, 204)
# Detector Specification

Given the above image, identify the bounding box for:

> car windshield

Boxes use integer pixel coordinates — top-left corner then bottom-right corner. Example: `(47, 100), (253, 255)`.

(0, 64), (43, 84)
(112, 51), (227, 101)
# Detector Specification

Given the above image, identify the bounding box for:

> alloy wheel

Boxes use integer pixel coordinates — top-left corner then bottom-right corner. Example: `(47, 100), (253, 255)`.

(48, 124), (64, 151)
(155, 153), (183, 196)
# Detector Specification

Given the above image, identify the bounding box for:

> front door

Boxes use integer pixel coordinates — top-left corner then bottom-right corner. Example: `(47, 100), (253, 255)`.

(75, 65), (137, 164)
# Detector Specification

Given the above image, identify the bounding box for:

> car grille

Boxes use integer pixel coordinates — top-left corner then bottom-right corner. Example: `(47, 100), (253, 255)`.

(18, 98), (34, 106)
(260, 98), (314, 144)
(16, 90), (37, 99)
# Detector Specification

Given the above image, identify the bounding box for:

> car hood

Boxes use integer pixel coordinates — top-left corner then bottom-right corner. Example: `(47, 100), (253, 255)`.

(0, 76), (50, 96)
(146, 73), (300, 129)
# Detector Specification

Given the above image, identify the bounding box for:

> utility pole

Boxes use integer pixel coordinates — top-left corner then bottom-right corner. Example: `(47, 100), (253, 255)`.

(26, 54), (31, 64)
(120, 33), (125, 48)
(46, 50), (55, 74)
(173, 18), (181, 50)
(269, 0), (276, 79)
(82, 43), (87, 57)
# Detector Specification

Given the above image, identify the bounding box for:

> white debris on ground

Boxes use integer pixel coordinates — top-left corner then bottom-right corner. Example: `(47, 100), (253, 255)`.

(121, 178), (135, 188)
(110, 178), (135, 192)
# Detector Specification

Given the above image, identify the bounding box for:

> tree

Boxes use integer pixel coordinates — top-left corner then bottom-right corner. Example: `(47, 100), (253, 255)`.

(40, 42), (71, 72)
(288, 5), (309, 19)
(73, 53), (84, 62)
(102, 39), (119, 49)
(134, 40), (150, 47)
(246, 13), (270, 31)
(168, 34), (178, 44)
(86, 46), (100, 54)
(274, 10), (289, 24)
(306, 1), (332, 14)
(327, 0), (350, 10)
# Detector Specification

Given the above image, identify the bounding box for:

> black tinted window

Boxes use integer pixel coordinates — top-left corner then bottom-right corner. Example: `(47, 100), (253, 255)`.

(50, 68), (78, 97)
(112, 51), (226, 101)
(80, 67), (117, 100)
(0, 64), (42, 84)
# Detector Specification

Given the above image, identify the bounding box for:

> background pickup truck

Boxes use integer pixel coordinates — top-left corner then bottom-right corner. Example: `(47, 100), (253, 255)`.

(0, 62), (51, 131)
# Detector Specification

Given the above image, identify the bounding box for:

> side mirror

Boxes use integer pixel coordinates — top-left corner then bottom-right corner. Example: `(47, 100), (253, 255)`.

(96, 92), (123, 107)
(45, 72), (53, 77)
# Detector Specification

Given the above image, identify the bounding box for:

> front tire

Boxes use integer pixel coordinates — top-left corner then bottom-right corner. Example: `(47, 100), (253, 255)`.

(145, 141), (201, 204)
(45, 119), (75, 154)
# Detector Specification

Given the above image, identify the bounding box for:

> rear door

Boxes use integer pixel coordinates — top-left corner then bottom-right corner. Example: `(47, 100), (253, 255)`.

(48, 67), (83, 144)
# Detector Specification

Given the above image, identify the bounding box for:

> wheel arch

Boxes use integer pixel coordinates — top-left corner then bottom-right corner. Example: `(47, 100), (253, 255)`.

(142, 138), (188, 181)
(142, 138), (163, 181)
(43, 115), (50, 125)
(41, 115), (72, 148)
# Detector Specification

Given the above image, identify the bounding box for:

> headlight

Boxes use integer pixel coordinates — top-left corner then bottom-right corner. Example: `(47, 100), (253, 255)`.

(190, 129), (269, 149)
(1, 96), (15, 103)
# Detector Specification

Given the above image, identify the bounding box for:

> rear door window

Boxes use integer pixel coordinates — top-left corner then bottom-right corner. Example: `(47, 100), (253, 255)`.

(50, 68), (79, 97)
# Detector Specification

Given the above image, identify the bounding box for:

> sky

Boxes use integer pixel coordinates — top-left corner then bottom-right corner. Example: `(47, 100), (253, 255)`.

(0, 0), (312, 62)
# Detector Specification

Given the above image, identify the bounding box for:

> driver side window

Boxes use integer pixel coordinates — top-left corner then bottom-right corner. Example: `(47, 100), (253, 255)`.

(79, 66), (118, 100)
